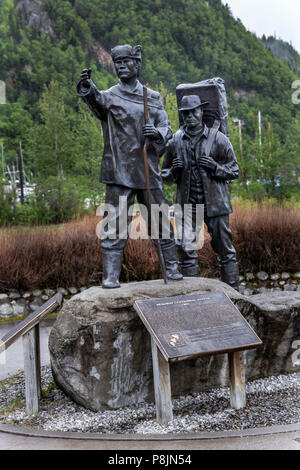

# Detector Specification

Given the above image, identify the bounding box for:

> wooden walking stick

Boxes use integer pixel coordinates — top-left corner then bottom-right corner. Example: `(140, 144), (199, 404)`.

(142, 85), (168, 285)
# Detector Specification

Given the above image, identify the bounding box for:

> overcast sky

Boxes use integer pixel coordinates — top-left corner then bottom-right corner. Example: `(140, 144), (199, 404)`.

(222, 0), (300, 54)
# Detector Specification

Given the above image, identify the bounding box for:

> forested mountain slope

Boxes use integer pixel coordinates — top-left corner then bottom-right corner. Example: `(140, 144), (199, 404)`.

(0, 0), (299, 208)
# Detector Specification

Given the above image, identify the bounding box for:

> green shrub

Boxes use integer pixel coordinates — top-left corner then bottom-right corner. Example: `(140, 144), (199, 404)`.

(32, 176), (86, 224)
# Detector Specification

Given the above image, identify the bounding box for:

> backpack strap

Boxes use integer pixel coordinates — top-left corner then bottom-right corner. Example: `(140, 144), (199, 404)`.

(205, 119), (220, 156)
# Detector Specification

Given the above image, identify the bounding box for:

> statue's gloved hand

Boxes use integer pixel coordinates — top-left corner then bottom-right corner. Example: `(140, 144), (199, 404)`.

(198, 155), (217, 171)
(80, 68), (92, 88)
(172, 156), (184, 170)
(142, 124), (161, 140)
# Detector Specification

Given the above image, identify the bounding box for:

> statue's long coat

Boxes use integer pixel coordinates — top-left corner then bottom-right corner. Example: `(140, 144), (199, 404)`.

(77, 79), (172, 189)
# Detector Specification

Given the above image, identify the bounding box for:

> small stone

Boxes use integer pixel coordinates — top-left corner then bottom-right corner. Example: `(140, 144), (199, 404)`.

(11, 300), (27, 316)
(22, 292), (32, 299)
(256, 271), (269, 282)
(246, 273), (255, 281)
(239, 276), (244, 282)
(270, 274), (280, 281)
(9, 291), (21, 300)
(281, 272), (291, 280)
(44, 289), (55, 297)
(41, 295), (49, 301)
(293, 272), (300, 280)
(68, 287), (78, 295)
(30, 298), (43, 311)
(57, 288), (68, 296)
(32, 289), (42, 297)
(279, 281), (286, 286)
(0, 294), (8, 301)
(283, 284), (297, 292)
(0, 303), (14, 318)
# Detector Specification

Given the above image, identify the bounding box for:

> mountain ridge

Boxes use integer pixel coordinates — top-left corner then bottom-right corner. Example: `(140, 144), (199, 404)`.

(0, 0), (299, 167)
(261, 34), (300, 73)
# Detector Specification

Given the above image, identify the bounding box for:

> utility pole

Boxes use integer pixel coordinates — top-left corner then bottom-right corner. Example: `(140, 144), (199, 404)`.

(1, 142), (4, 179)
(12, 163), (16, 188)
(258, 110), (262, 147)
(19, 141), (25, 204)
(238, 119), (243, 153)
(11, 163), (17, 214)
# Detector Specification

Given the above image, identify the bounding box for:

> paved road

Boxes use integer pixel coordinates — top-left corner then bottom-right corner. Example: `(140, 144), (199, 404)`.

(0, 426), (299, 450)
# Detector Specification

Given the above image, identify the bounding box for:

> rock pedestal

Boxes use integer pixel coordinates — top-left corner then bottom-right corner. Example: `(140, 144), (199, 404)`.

(49, 278), (300, 412)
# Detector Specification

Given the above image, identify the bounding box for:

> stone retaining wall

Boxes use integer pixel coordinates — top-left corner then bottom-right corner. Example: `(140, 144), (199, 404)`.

(1, 270), (300, 320)
(239, 271), (300, 296)
(0, 287), (87, 319)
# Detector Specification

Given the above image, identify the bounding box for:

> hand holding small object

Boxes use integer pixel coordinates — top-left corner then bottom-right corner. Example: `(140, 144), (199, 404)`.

(142, 123), (160, 140)
(80, 68), (92, 87)
(198, 155), (217, 171)
(172, 156), (184, 169)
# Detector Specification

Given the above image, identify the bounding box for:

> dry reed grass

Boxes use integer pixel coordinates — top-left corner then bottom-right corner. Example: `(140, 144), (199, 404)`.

(230, 204), (300, 273)
(0, 216), (102, 291)
(0, 204), (299, 291)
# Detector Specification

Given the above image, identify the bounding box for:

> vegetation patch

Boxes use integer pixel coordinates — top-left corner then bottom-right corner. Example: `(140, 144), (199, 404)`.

(0, 203), (299, 292)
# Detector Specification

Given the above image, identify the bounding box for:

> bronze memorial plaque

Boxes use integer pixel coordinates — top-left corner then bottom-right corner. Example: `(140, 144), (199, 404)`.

(134, 292), (262, 362)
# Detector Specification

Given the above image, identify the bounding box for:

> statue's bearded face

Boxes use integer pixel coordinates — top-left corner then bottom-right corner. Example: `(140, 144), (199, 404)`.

(114, 58), (140, 81)
(182, 106), (203, 129)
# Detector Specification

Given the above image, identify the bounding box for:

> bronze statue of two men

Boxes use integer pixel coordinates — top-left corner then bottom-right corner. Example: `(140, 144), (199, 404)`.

(77, 44), (240, 291)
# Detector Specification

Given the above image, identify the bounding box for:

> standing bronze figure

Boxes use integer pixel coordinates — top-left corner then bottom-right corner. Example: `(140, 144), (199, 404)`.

(162, 94), (240, 290)
(77, 44), (182, 288)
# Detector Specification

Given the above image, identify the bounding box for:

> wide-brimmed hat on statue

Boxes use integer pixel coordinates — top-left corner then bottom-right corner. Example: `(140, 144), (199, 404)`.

(111, 44), (142, 62)
(175, 95), (209, 111)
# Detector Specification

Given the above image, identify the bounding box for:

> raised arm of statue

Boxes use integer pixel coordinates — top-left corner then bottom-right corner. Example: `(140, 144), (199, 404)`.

(80, 68), (92, 87)
(77, 68), (107, 121)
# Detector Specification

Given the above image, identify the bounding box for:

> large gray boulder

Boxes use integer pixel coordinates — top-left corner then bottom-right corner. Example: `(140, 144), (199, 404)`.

(49, 278), (300, 411)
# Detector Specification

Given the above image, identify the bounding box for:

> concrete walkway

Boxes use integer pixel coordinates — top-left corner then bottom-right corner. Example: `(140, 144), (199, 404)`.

(0, 423), (299, 450)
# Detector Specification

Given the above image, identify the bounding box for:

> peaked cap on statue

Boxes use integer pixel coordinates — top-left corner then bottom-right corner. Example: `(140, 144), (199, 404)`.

(111, 44), (142, 62)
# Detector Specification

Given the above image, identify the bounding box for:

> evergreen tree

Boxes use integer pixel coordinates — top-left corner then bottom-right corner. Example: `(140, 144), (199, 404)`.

(30, 80), (72, 177)
(72, 101), (106, 208)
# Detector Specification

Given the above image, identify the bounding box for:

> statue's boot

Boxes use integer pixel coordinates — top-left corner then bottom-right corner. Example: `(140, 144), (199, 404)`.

(220, 262), (240, 292)
(161, 244), (183, 281)
(181, 264), (200, 277)
(176, 245), (199, 277)
(101, 249), (123, 289)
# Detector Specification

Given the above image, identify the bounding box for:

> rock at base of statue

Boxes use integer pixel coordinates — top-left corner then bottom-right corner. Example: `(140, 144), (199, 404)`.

(49, 278), (300, 412)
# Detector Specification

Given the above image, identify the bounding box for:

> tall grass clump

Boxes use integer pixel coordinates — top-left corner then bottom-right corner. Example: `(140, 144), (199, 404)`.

(0, 216), (102, 292)
(0, 203), (299, 291)
(230, 203), (300, 273)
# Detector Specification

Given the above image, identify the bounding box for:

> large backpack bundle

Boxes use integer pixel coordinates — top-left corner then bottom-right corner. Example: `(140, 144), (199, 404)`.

(176, 77), (229, 137)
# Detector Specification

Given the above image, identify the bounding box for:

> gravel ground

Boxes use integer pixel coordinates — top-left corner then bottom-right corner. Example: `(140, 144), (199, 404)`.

(0, 367), (299, 435)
